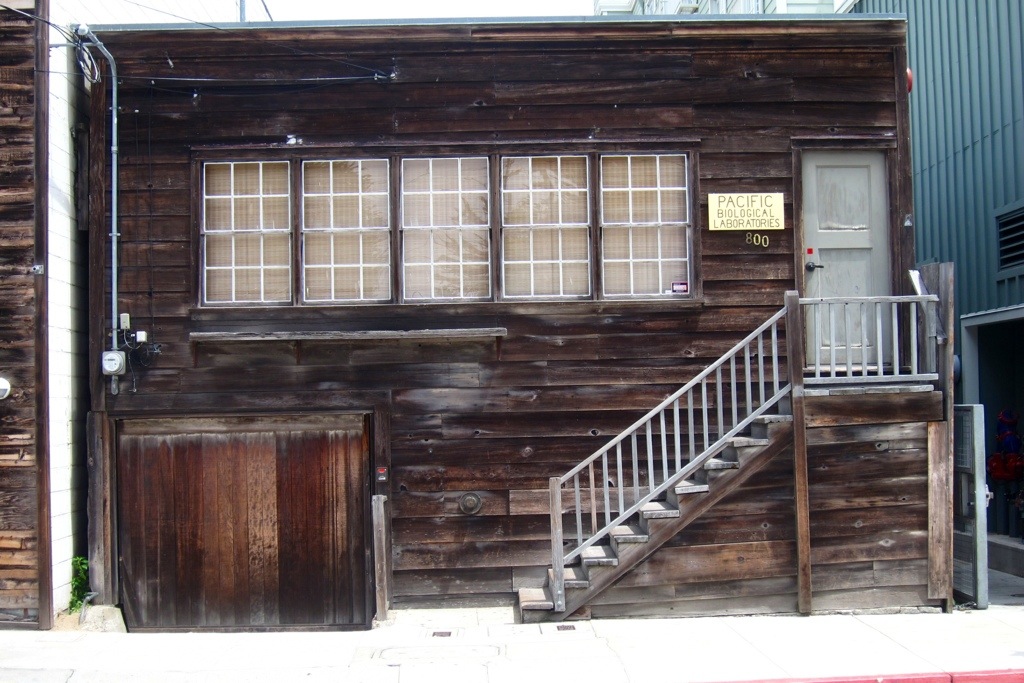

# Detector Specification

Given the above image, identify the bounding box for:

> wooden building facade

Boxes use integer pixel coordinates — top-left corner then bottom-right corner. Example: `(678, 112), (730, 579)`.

(0, 0), (51, 628)
(82, 15), (953, 630)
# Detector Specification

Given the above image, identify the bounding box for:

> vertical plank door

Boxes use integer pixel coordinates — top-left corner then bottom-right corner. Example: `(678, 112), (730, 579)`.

(116, 415), (370, 630)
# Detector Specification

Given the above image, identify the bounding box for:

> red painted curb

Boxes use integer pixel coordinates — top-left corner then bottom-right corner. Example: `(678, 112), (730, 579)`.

(709, 675), (947, 683)
(951, 672), (1024, 683)
(704, 671), (1024, 683)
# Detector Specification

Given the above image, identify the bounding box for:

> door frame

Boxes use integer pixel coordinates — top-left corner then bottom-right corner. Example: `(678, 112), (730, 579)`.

(792, 139), (913, 299)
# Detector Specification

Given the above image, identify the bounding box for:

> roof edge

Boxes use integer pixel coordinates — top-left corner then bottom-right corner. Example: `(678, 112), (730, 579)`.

(89, 13), (907, 34)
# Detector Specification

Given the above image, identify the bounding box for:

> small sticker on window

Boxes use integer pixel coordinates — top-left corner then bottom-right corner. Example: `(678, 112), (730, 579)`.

(672, 281), (689, 294)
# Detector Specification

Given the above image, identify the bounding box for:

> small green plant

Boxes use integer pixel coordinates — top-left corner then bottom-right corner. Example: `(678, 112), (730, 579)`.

(69, 556), (90, 612)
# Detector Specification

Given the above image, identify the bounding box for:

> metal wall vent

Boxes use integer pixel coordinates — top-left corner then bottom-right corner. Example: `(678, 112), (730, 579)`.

(998, 207), (1024, 270)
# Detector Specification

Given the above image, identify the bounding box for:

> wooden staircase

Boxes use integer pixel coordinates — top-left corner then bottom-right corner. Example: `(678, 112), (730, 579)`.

(518, 413), (794, 622)
(516, 289), (946, 622)
(517, 306), (795, 623)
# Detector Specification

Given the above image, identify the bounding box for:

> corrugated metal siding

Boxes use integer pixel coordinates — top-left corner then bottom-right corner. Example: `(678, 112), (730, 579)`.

(854, 0), (1024, 315)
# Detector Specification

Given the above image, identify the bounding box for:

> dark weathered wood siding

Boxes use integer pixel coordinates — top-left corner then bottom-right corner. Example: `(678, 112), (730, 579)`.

(596, 391), (943, 617)
(88, 18), (920, 614)
(0, 0), (48, 627)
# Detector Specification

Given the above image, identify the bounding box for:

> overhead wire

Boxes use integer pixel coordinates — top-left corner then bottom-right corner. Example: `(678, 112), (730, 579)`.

(2, 2), (394, 89)
(120, 0), (393, 81)
(0, 3), (77, 43)
(118, 74), (383, 84)
(259, 0), (273, 22)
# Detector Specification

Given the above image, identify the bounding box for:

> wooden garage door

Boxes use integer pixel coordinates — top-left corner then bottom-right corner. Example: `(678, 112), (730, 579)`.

(117, 415), (370, 631)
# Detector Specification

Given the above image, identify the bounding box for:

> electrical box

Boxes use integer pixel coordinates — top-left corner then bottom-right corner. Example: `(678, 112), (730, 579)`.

(101, 350), (126, 376)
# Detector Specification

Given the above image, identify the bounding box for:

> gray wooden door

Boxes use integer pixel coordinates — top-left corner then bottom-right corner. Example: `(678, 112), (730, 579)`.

(801, 150), (891, 366)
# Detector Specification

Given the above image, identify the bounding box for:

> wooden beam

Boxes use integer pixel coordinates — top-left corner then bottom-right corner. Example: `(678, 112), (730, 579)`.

(372, 494), (391, 623)
(188, 328), (508, 343)
(785, 290), (812, 614)
(34, 0), (52, 630)
(919, 263), (954, 608)
(87, 413), (116, 604)
(926, 421), (952, 606)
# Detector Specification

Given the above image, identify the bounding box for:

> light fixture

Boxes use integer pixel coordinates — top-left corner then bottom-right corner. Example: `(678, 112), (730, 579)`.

(0, 378), (11, 401)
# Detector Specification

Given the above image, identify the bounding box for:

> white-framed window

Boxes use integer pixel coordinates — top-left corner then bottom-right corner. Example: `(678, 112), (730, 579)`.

(199, 150), (695, 307)
(501, 155), (591, 298)
(302, 159), (391, 302)
(202, 161), (292, 304)
(600, 154), (691, 297)
(401, 157), (491, 301)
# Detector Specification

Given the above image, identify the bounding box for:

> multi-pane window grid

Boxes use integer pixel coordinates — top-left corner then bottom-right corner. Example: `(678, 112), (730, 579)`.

(401, 157), (491, 300)
(601, 155), (690, 297)
(203, 162), (291, 304)
(501, 156), (591, 298)
(302, 160), (391, 302)
(200, 153), (693, 306)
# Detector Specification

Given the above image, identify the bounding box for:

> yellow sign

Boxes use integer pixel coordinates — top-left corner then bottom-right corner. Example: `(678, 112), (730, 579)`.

(709, 193), (784, 231)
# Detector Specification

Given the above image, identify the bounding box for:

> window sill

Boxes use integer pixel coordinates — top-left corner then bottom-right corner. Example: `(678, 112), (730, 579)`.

(188, 328), (507, 343)
(188, 297), (704, 324)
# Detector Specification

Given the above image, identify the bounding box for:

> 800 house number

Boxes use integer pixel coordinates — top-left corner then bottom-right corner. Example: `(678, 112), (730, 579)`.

(746, 232), (770, 248)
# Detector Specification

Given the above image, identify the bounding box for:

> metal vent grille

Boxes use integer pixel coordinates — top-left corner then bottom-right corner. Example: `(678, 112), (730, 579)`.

(998, 208), (1024, 270)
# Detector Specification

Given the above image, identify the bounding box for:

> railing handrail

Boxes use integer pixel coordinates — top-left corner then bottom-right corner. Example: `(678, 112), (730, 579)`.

(558, 305), (789, 485)
(799, 294), (939, 304)
(800, 294), (940, 385)
(560, 390), (789, 565)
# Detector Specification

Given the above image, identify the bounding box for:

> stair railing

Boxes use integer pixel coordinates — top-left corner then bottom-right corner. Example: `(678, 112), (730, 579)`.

(801, 295), (940, 386)
(548, 306), (792, 611)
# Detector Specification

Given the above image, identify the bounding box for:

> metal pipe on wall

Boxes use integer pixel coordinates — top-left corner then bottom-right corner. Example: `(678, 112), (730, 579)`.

(76, 26), (122, 394)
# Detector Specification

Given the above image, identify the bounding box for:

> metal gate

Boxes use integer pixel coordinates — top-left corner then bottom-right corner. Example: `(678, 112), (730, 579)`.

(953, 404), (988, 608)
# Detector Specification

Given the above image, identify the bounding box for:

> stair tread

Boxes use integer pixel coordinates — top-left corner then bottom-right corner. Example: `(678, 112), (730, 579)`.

(729, 436), (770, 447)
(705, 457), (740, 470)
(519, 586), (554, 610)
(611, 524), (649, 542)
(581, 545), (619, 566)
(674, 479), (709, 494)
(547, 565), (589, 589)
(753, 414), (793, 423)
(641, 501), (681, 518)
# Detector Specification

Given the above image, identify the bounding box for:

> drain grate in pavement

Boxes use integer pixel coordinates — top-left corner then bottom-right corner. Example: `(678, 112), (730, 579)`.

(556, 625), (575, 631)
(432, 631), (452, 637)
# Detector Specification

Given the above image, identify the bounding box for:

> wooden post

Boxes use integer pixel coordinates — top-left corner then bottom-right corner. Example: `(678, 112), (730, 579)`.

(372, 495), (391, 622)
(549, 477), (565, 612)
(87, 412), (117, 604)
(785, 291), (812, 614)
(919, 263), (955, 608)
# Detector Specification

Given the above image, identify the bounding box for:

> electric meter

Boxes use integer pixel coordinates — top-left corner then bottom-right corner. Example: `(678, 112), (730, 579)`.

(101, 350), (126, 376)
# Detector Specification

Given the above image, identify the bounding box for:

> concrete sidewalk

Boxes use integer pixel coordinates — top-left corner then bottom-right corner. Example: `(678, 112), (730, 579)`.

(1, 580), (1023, 683)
